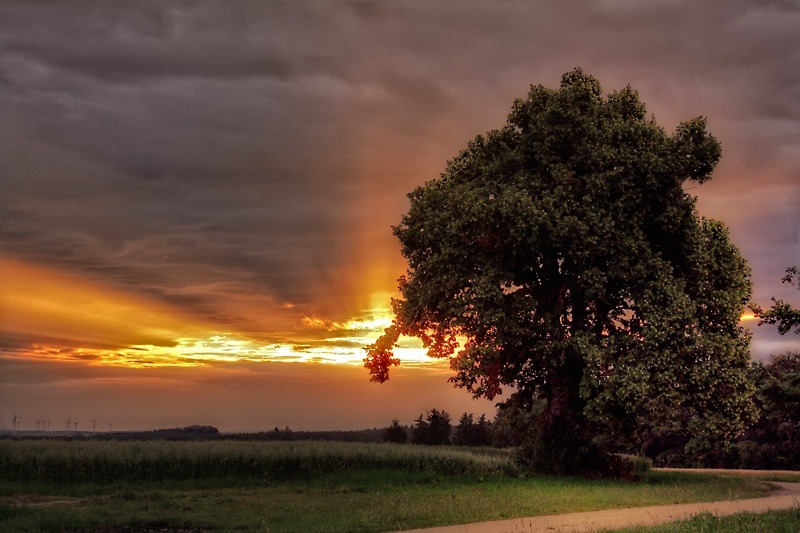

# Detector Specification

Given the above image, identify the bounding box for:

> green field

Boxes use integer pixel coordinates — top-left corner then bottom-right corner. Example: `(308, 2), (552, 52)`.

(0, 439), (775, 532)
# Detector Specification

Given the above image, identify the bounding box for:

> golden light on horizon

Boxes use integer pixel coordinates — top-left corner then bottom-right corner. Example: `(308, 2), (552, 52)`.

(2, 259), (438, 369)
(20, 331), (437, 369)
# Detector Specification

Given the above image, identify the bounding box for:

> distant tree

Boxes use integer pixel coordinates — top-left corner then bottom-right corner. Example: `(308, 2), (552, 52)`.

(650, 352), (800, 469)
(474, 414), (491, 447)
(736, 352), (800, 469)
(453, 413), (492, 447)
(752, 266), (800, 335)
(366, 69), (756, 476)
(412, 409), (451, 445)
(266, 426), (294, 441)
(411, 413), (428, 445)
(453, 413), (475, 446)
(383, 419), (408, 444)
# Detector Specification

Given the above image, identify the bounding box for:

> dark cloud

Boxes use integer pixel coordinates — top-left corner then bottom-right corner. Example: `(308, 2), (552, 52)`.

(1, 0), (798, 362)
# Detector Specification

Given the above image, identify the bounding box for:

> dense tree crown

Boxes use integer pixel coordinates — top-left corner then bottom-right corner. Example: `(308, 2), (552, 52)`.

(366, 69), (755, 474)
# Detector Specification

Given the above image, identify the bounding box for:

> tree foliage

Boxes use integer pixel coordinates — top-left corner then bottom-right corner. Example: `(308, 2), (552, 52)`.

(382, 419), (408, 444)
(752, 266), (800, 335)
(489, 393), (543, 449)
(651, 352), (800, 469)
(743, 352), (800, 467)
(734, 352), (800, 469)
(366, 69), (756, 475)
(452, 413), (492, 447)
(411, 409), (452, 445)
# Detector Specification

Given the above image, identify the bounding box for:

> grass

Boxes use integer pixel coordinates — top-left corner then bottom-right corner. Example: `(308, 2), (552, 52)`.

(0, 439), (774, 532)
(612, 508), (800, 532)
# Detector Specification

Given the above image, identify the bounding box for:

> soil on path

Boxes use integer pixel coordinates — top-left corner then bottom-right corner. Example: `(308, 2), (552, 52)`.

(402, 470), (800, 533)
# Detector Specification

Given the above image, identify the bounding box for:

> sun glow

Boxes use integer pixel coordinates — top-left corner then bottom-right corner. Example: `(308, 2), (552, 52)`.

(299, 298), (434, 366)
(22, 331), (437, 369)
(2, 259), (437, 369)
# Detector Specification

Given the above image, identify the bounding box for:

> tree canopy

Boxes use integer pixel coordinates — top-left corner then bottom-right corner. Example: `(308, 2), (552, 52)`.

(366, 69), (756, 475)
(411, 409), (452, 446)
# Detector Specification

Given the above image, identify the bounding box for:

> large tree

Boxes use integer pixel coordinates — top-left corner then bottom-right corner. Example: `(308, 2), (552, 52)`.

(366, 69), (756, 475)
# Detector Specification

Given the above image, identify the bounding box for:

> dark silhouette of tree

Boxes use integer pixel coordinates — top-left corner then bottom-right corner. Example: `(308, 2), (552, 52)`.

(752, 266), (800, 335)
(474, 414), (491, 447)
(734, 352), (800, 469)
(366, 69), (756, 476)
(453, 413), (492, 447)
(411, 413), (428, 444)
(383, 419), (408, 443)
(453, 413), (475, 446)
(411, 409), (451, 445)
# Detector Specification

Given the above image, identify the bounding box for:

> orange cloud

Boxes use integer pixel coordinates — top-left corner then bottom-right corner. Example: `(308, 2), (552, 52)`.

(0, 258), (439, 369)
(0, 258), (212, 352)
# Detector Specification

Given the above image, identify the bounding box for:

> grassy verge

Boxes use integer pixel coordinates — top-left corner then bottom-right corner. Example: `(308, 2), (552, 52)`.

(750, 473), (800, 483)
(612, 508), (800, 532)
(0, 440), (772, 532)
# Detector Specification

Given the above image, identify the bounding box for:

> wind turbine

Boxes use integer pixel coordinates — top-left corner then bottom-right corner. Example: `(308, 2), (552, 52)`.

(66, 418), (71, 433)
(73, 420), (78, 433)
(91, 418), (97, 434)
(12, 410), (20, 436)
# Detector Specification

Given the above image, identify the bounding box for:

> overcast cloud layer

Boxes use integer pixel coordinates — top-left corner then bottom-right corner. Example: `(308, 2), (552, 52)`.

(1, 0), (799, 407)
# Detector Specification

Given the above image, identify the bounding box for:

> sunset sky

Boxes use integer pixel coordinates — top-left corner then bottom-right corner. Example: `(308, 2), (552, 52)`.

(1, 0), (798, 432)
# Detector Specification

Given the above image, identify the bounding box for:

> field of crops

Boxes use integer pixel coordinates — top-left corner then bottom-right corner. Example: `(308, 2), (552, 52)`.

(0, 439), (516, 483)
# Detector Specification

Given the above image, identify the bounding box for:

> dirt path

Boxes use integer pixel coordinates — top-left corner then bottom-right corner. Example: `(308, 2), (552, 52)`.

(402, 472), (800, 533)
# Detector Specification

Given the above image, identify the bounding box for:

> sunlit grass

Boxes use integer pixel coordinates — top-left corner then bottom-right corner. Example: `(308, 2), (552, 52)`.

(0, 472), (770, 533)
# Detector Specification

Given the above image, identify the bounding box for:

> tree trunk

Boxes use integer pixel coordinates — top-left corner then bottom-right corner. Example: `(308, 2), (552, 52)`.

(519, 363), (618, 476)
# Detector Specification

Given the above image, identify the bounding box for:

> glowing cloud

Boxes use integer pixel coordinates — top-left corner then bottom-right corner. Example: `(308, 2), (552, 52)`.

(1, 259), (437, 368)
(0, 258), (211, 350)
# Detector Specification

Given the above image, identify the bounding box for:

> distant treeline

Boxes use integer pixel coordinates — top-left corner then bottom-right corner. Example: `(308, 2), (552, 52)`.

(6, 352), (796, 470)
(66, 425), (387, 443)
(226, 427), (386, 443)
